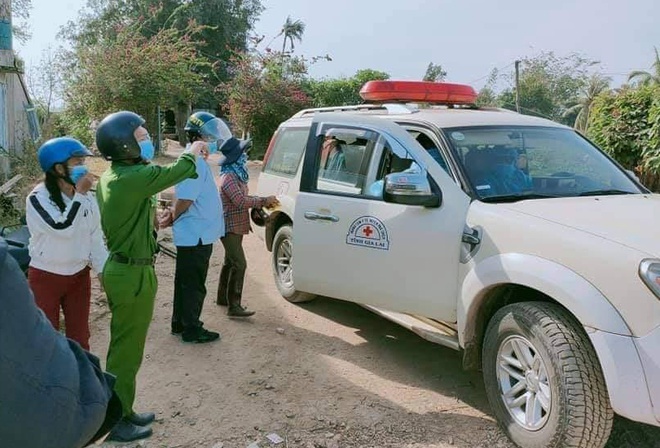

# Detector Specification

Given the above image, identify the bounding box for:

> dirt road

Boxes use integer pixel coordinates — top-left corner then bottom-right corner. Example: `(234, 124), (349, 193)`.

(91, 159), (659, 448)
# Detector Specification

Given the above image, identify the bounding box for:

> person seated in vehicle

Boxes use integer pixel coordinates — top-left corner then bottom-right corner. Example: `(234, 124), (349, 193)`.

(490, 148), (533, 194)
(366, 159), (421, 198)
(415, 132), (450, 174)
(514, 150), (533, 187)
(366, 135), (450, 199)
(464, 148), (498, 197)
(319, 134), (346, 177)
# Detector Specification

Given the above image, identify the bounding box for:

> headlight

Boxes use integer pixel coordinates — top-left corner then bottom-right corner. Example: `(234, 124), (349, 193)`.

(639, 259), (660, 298)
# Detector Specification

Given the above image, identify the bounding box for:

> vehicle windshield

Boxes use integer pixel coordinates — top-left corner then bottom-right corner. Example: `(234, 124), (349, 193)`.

(446, 126), (642, 201)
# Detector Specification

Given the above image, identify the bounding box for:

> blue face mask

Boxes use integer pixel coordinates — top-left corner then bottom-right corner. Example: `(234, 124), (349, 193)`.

(207, 141), (218, 154)
(69, 165), (89, 184)
(139, 140), (155, 161)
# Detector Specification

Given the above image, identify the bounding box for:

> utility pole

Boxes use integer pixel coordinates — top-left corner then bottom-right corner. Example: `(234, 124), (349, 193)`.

(157, 105), (162, 155)
(0, 0), (14, 67)
(514, 60), (521, 113)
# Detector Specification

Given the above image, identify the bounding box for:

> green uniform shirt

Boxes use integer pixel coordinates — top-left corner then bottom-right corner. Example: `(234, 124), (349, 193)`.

(96, 153), (197, 259)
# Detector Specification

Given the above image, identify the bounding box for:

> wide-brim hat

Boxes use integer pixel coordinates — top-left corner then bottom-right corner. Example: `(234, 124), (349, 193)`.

(218, 138), (252, 166)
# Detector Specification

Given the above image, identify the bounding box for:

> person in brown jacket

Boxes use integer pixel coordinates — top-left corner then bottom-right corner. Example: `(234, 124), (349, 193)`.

(216, 140), (277, 317)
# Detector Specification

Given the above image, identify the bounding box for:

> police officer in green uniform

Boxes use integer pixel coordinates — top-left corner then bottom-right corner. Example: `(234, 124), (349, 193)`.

(95, 111), (204, 442)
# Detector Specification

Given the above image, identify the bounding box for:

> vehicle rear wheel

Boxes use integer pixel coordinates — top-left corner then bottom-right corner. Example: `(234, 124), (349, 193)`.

(272, 225), (316, 303)
(482, 302), (613, 448)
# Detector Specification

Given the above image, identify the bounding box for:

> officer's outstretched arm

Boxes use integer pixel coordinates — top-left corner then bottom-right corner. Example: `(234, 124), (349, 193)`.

(138, 153), (198, 198)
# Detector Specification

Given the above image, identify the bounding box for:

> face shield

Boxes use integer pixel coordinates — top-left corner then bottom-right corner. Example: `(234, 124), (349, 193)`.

(199, 118), (234, 149)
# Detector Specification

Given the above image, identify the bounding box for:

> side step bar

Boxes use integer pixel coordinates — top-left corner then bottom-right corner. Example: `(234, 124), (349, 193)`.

(361, 305), (460, 351)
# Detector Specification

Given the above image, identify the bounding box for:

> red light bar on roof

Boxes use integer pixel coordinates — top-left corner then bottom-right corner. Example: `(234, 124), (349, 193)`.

(360, 80), (478, 105)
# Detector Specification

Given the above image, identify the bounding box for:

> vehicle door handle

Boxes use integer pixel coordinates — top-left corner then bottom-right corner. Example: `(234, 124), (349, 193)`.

(304, 212), (339, 222)
(462, 231), (481, 246)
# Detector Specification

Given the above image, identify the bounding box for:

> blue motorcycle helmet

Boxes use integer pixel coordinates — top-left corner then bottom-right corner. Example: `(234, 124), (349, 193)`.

(37, 137), (93, 173)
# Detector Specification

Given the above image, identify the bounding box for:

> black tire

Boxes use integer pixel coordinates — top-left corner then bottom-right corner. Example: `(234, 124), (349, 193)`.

(271, 225), (316, 303)
(482, 302), (613, 448)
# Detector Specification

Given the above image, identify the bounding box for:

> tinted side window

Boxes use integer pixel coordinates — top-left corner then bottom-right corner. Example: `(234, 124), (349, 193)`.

(408, 129), (452, 176)
(263, 127), (309, 177)
(315, 127), (377, 195)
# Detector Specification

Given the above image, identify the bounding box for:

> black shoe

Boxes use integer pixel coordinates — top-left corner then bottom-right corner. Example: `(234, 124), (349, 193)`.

(182, 328), (220, 343)
(228, 305), (255, 318)
(172, 320), (204, 335)
(127, 411), (156, 426)
(106, 418), (153, 442)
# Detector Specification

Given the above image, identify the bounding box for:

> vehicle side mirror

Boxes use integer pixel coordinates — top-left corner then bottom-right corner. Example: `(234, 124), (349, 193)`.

(383, 171), (441, 207)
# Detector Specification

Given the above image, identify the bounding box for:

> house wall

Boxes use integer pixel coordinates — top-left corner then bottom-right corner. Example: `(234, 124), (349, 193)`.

(0, 70), (33, 178)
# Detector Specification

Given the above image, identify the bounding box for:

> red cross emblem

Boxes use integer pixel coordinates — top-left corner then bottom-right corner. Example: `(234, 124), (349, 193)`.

(362, 226), (374, 237)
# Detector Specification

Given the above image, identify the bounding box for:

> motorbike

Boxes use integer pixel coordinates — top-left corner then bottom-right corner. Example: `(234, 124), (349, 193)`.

(0, 216), (31, 275)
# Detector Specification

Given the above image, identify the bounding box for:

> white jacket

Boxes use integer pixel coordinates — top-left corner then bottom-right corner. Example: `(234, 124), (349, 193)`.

(26, 183), (108, 276)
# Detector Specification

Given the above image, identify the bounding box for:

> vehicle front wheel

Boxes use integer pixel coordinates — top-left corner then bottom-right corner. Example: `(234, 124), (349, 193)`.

(482, 302), (613, 448)
(271, 225), (316, 303)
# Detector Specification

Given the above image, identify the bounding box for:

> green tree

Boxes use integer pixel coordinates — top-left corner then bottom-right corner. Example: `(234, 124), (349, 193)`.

(588, 85), (656, 169)
(60, 0), (262, 89)
(628, 47), (660, 87)
(475, 68), (499, 107)
(498, 51), (598, 123)
(305, 69), (391, 107)
(219, 47), (311, 158)
(588, 85), (660, 190)
(26, 46), (64, 139)
(562, 74), (610, 132)
(11, 0), (32, 44)
(278, 16), (305, 55)
(476, 86), (498, 107)
(423, 62), (447, 82)
(639, 89), (660, 177)
(61, 23), (208, 146)
(59, 0), (262, 142)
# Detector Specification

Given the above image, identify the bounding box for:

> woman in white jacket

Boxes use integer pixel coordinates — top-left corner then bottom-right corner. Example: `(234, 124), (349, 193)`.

(26, 137), (108, 350)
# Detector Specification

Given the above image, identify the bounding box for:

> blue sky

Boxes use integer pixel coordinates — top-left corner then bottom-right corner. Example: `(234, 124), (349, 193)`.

(17, 0), (660, 90)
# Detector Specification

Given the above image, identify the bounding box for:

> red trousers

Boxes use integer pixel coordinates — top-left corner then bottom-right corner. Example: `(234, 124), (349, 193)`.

(28, 266), (92, 350)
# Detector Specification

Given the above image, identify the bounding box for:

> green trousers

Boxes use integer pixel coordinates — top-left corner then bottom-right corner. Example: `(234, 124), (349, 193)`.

(103, 259), (157, 417)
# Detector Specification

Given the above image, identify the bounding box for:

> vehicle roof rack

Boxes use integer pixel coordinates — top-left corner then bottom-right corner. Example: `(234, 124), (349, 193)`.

(292, 103), (419, 118)
(291, 102), (501, 120)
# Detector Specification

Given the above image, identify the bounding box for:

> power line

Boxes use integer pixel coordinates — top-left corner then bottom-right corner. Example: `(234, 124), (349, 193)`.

(468, 62), (515, 85)
(517, 106), (555, 121)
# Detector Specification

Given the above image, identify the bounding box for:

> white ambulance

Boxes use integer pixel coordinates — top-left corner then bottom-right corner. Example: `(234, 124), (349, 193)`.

(253, 80), (660, 448)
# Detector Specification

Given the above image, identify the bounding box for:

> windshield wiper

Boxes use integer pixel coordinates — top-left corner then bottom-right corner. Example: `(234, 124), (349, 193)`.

(578, 189), (635, 197)
(480, 193), (559, 203)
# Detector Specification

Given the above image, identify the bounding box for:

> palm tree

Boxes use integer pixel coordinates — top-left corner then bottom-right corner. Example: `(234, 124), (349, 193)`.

(628, 47), (660, 86)
(563, 74), (611, 132)
(279, 16), (305, 55)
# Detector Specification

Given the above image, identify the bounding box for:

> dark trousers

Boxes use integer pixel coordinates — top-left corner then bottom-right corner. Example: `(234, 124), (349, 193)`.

(172, 242), (213, 336)
(219, 233), (246, 303)
(28, 266), (92, 350)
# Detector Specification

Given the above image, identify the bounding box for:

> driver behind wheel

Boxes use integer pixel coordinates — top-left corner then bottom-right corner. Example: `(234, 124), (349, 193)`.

(491, 148), (533, 194)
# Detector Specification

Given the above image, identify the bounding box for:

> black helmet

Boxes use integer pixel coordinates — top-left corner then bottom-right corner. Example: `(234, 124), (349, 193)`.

(184, 111), (216, 134)
(96, 111), (145, 161)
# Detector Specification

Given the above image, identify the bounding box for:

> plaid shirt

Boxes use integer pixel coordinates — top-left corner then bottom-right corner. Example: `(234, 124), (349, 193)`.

(219, 172), (266, 235)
